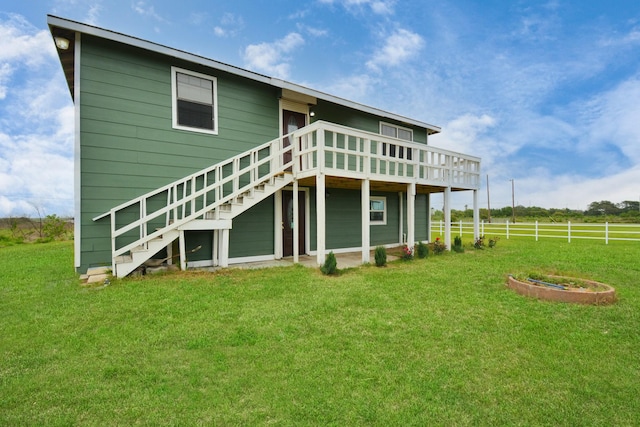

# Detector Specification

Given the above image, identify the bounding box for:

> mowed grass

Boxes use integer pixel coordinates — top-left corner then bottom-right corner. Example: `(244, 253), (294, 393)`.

(1, 239), (639, 426)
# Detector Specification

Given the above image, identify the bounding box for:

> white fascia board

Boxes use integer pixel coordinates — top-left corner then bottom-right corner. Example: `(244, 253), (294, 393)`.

(47, 15), (441, 134)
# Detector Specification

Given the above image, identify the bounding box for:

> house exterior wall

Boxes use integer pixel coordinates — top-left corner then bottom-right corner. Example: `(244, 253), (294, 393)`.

(75, 34), (438, 272)
(78, 35), (280, 271)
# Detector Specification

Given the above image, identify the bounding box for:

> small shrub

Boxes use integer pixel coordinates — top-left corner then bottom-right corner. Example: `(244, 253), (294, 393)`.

(474, 235), (485, 249)
(401, 245), (414, 261)
(321, 251), (337, 275)
(488, 236), (499, 248)
(374, 246), (387, 267)
(416, 241), (429, 259)
(432, 237), (446, 255)
(453, 236), (464, 253)
(42, 215), (67, 241)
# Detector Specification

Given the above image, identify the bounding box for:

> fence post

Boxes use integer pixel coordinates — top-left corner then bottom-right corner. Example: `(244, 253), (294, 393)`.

(535, 220), (539, 242)
(481, 220), (484, 236)
(568, 220), (571, 243)
(459, 220), (463, 237)
(605, 222), (609, 245)
(506, 220), (510, 239)
(440, 220), (443, 235)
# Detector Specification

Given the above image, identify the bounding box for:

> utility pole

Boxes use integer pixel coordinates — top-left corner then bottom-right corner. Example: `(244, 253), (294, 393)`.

(486, 174), (492, 223)
(510, 179), (516, 223)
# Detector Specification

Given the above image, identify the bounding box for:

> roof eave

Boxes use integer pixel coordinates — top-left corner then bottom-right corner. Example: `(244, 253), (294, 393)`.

(46, 15), (441, 134)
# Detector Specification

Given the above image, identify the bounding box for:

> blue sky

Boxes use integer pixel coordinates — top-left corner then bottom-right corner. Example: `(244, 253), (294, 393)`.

(1, 0), (640, 216)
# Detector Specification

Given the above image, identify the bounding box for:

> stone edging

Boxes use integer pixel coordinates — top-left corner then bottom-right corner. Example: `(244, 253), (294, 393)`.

(506, 275), (616, 305)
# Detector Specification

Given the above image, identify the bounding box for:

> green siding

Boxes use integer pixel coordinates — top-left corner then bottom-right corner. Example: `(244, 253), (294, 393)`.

(229, 197), (275, 258)
(78, 36), (279, 272)
(312, 101), (428, 144)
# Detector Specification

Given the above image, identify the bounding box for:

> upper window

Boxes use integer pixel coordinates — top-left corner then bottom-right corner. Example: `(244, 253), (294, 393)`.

(380, 122), (413, 160)
(172, 67), (218, 134)
(370, 196), (387, 225)
(380, 122), (413, 142)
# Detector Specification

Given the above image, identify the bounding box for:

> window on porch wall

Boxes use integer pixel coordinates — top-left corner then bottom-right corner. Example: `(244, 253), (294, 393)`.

(370, 197), (387, 225)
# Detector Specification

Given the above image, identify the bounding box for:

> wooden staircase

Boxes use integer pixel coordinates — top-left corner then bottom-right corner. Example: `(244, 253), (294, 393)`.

(111, 173), (293, 278)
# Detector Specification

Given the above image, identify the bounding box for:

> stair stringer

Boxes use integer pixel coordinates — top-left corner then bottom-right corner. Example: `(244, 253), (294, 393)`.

(212, 173), (294, 220)
(114, 229), (180, 278)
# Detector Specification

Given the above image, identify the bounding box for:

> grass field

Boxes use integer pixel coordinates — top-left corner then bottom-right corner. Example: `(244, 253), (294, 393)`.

(1, 239), (639, 425)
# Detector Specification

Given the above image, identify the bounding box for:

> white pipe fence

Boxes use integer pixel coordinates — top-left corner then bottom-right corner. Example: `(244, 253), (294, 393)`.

(431, 220), (640, 244)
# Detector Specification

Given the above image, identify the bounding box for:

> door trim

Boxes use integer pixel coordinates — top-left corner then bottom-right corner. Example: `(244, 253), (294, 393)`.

(279, 99), (310, 136)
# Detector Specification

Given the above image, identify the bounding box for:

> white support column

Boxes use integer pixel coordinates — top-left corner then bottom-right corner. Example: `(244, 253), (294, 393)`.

(428, 193), (433, 242)
(179, 230), (187, 271)
(293, 180), (299, 263)
(167, 241), (173, 266)
(398, 192), (404, 243)
(407, 182), (416, 250)
(444, 187), (452, 251)
(274, 190), (283, 259)
(212, 230), (219, 266)
(361, 178), (370, 263)
(316, 173), (326, 266)
(219, 229), (229, 267)
(473, 189), (480, 239)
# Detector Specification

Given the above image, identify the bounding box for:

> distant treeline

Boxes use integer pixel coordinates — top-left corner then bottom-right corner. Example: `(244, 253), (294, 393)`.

(435, 200), (640, 222)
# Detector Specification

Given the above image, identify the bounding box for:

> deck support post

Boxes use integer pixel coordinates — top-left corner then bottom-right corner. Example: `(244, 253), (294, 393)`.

(407, 182), (416, 251)
(218, 229), (229, 267)
(212, 230), (219, 266)
(293, 180), (299, 263)
(361, 178), (370, 263)
(473, 189), (480, 239)
(179, 229), (187, 270)
(444, 186), (452, 251)
(316, 173), (326, 266)
(274, 190), (282, 259)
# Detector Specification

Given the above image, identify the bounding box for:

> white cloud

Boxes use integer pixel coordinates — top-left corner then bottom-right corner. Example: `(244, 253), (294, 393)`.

(85, 3), (102, 25)
(318, 0), (395, 15)
(366, 28), (424, 71)
(584, 75), (640, 163)
(131, 1), (166, 23)
(0, 14), (74, 217)
(213, 13), (244, 38)
(0, 14), (56, 65)
(326, 74), (377, 102)
(243, 33), (305, 79)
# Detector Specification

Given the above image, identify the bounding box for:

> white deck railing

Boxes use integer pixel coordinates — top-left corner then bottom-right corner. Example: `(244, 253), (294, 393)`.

(295, 121), (480, 189)
(95, 120), (481, 260)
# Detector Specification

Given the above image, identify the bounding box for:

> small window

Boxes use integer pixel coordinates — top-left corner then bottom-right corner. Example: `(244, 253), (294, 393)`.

(172, 67), (218, 134)
(380, 122), (413, 142)
(380, 122), (413, 160)
(370, 197), (387, 225)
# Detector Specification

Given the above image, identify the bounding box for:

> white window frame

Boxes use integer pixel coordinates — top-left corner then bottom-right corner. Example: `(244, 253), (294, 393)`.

(380, 122), (413, 142)
(380, 122), (413, 160)
(370, 196), (387, 225)
(171, 66), (218, 135)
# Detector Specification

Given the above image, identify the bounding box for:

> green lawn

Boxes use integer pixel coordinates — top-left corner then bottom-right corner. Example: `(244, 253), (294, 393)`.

(1, 239), (639, 425)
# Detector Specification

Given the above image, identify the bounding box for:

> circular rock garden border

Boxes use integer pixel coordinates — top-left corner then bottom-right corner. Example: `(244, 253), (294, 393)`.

(507, 275), (616, 305)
